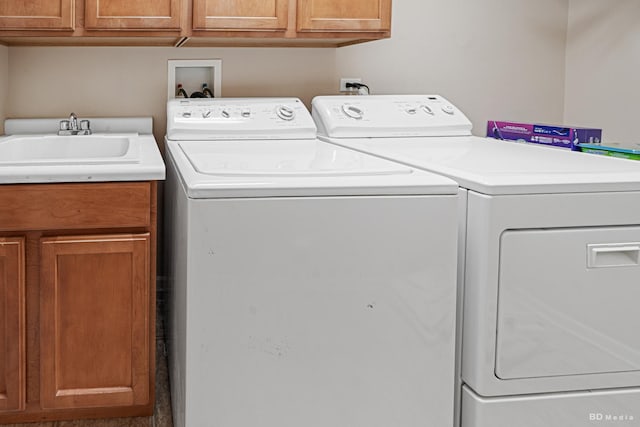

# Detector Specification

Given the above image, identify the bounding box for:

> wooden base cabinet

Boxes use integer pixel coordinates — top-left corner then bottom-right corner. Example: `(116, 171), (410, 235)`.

(40, 234), (150, 410)
(0, 182), (157, 424)
(0, 238), (25, 413)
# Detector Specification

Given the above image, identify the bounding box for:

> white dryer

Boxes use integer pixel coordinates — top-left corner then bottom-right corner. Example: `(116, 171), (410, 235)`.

(312, 95), (640, 427)
(164, 98), (460, 427)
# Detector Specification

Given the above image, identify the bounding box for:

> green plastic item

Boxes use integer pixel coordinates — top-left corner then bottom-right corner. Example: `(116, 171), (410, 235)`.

(578, 143), (640, 160)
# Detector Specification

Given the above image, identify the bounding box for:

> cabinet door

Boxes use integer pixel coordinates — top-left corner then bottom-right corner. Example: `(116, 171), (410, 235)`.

(0, 238), (25, 413)
(84, 0), (182, 30)
(0, 0), (74, 31)
(40, 234), (150, 410)
(193, 0), (288, 31)
(297, 0), (391, 32)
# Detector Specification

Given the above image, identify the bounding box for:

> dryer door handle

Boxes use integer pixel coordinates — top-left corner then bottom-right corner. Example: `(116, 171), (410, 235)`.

(587, 243), (640, 268)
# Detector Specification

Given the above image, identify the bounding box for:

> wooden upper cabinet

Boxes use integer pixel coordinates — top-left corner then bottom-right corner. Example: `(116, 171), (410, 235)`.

(297, 0), (391, 32)
(39, 234), (150, 410)
(193, 0), (288, 31)
(0, 0), (74, 31)
(0, 238), (25, 413)
(84, 0), (182, 30)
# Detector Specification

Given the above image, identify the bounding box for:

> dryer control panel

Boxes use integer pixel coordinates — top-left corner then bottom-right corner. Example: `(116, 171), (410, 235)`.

(167, 98), (317, 140)
(312, 95), (473, 138)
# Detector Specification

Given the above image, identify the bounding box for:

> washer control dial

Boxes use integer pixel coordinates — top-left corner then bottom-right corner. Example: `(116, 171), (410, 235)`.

(342, 104), (364, 120)
(202, 109), (212, 118)
(221, 110), (231, 118)
(276, 105), (296, 121)
(442, 105), (455, 115)
(421, 105), (434, 115)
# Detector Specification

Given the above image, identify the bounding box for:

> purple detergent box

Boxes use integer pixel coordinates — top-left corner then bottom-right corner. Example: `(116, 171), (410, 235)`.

(487, 120), (602, 151)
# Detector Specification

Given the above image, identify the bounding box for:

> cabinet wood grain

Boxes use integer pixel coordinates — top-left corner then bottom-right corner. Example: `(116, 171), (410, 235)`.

(0, 238), (25, 413)
(0, 0), (75, 31)
(39, 234), (150, 409)
(0, 183), (150, 232)
(297, 0), (391, 32)
(193, 0), (288, 31)
(85, 0), (182, 30)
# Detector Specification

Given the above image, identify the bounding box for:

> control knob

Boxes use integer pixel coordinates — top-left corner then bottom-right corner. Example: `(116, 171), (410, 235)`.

(442, 105), (455, 115)
(421, 105), (434, 115)
(342, 104), (364, 120)
(276, 105), (295, 121)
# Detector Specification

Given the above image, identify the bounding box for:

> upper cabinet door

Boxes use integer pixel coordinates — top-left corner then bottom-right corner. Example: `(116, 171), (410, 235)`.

(84, 0), (182, 30)
(297, 0), (391, 32)
(0, 0), (74, 31)
(193, 0), (288, 31)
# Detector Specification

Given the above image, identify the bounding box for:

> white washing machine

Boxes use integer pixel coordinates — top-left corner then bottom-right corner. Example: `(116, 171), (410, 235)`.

(312, 95), (640, 427)
(164, 98), (460, 427)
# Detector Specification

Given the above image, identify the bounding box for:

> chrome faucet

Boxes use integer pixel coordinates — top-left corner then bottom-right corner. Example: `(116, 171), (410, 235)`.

(58, 112), (92, 135)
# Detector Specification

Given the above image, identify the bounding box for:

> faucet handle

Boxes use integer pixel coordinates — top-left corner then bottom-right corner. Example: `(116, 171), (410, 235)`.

(59, 120), (70, 131)
(80, 119), (92, 135)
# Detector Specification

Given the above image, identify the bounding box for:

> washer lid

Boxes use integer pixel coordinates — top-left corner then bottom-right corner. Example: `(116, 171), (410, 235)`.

(322, 135), (640, 195)
(167, 139), (458, 198)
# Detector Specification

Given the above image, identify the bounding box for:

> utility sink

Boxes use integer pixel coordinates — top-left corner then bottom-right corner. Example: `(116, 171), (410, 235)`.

(0, 117), (165, 184)
(0, 134), (139, 166)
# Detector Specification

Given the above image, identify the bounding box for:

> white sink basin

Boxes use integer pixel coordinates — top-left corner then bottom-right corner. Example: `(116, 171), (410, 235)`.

(0, 134), (140, 166)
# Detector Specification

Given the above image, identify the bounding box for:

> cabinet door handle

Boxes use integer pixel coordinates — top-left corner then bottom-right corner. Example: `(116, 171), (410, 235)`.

(587, 243), (640, 268)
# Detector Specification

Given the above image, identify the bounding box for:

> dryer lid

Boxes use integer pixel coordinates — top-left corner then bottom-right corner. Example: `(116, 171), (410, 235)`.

(321, 135), (640, 195)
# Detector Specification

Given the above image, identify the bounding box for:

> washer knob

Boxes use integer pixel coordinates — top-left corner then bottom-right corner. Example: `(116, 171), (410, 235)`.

(421, 105), (434, 115)
(182, 111), (192, 118)
(277, 105), (295, 121)
(442, 105), (455, 115)
(221, 110), (230, 118)
(406, 108), (417, 115)
(202, 109), (212, 118)
(241, 109), (251, 118)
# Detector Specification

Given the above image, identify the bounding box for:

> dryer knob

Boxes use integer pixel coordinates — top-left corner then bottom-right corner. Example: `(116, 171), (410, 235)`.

(182, 111), (192, 118)
(342, 104), (364, 120)
(202, 109), (212, 118)
(221, 110), (230, 118)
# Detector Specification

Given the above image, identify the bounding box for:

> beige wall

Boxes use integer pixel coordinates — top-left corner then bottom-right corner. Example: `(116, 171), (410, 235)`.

(7, 47), (336, 145)
(0, 45), (8, 135)
(564, 0), (640, 144)
(336, 0), (570, 136)
(6, 1), (572, 141)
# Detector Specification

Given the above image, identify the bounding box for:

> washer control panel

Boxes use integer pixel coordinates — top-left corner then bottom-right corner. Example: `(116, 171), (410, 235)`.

(167, 98), (316, 140)
(312, 95), (473, 138)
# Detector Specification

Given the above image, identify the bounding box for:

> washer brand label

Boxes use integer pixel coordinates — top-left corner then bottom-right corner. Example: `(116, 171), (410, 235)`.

(589, 413), (635, 422)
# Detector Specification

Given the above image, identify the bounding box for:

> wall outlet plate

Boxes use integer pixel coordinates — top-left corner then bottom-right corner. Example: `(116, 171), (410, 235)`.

(340, 77), (362, 92)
